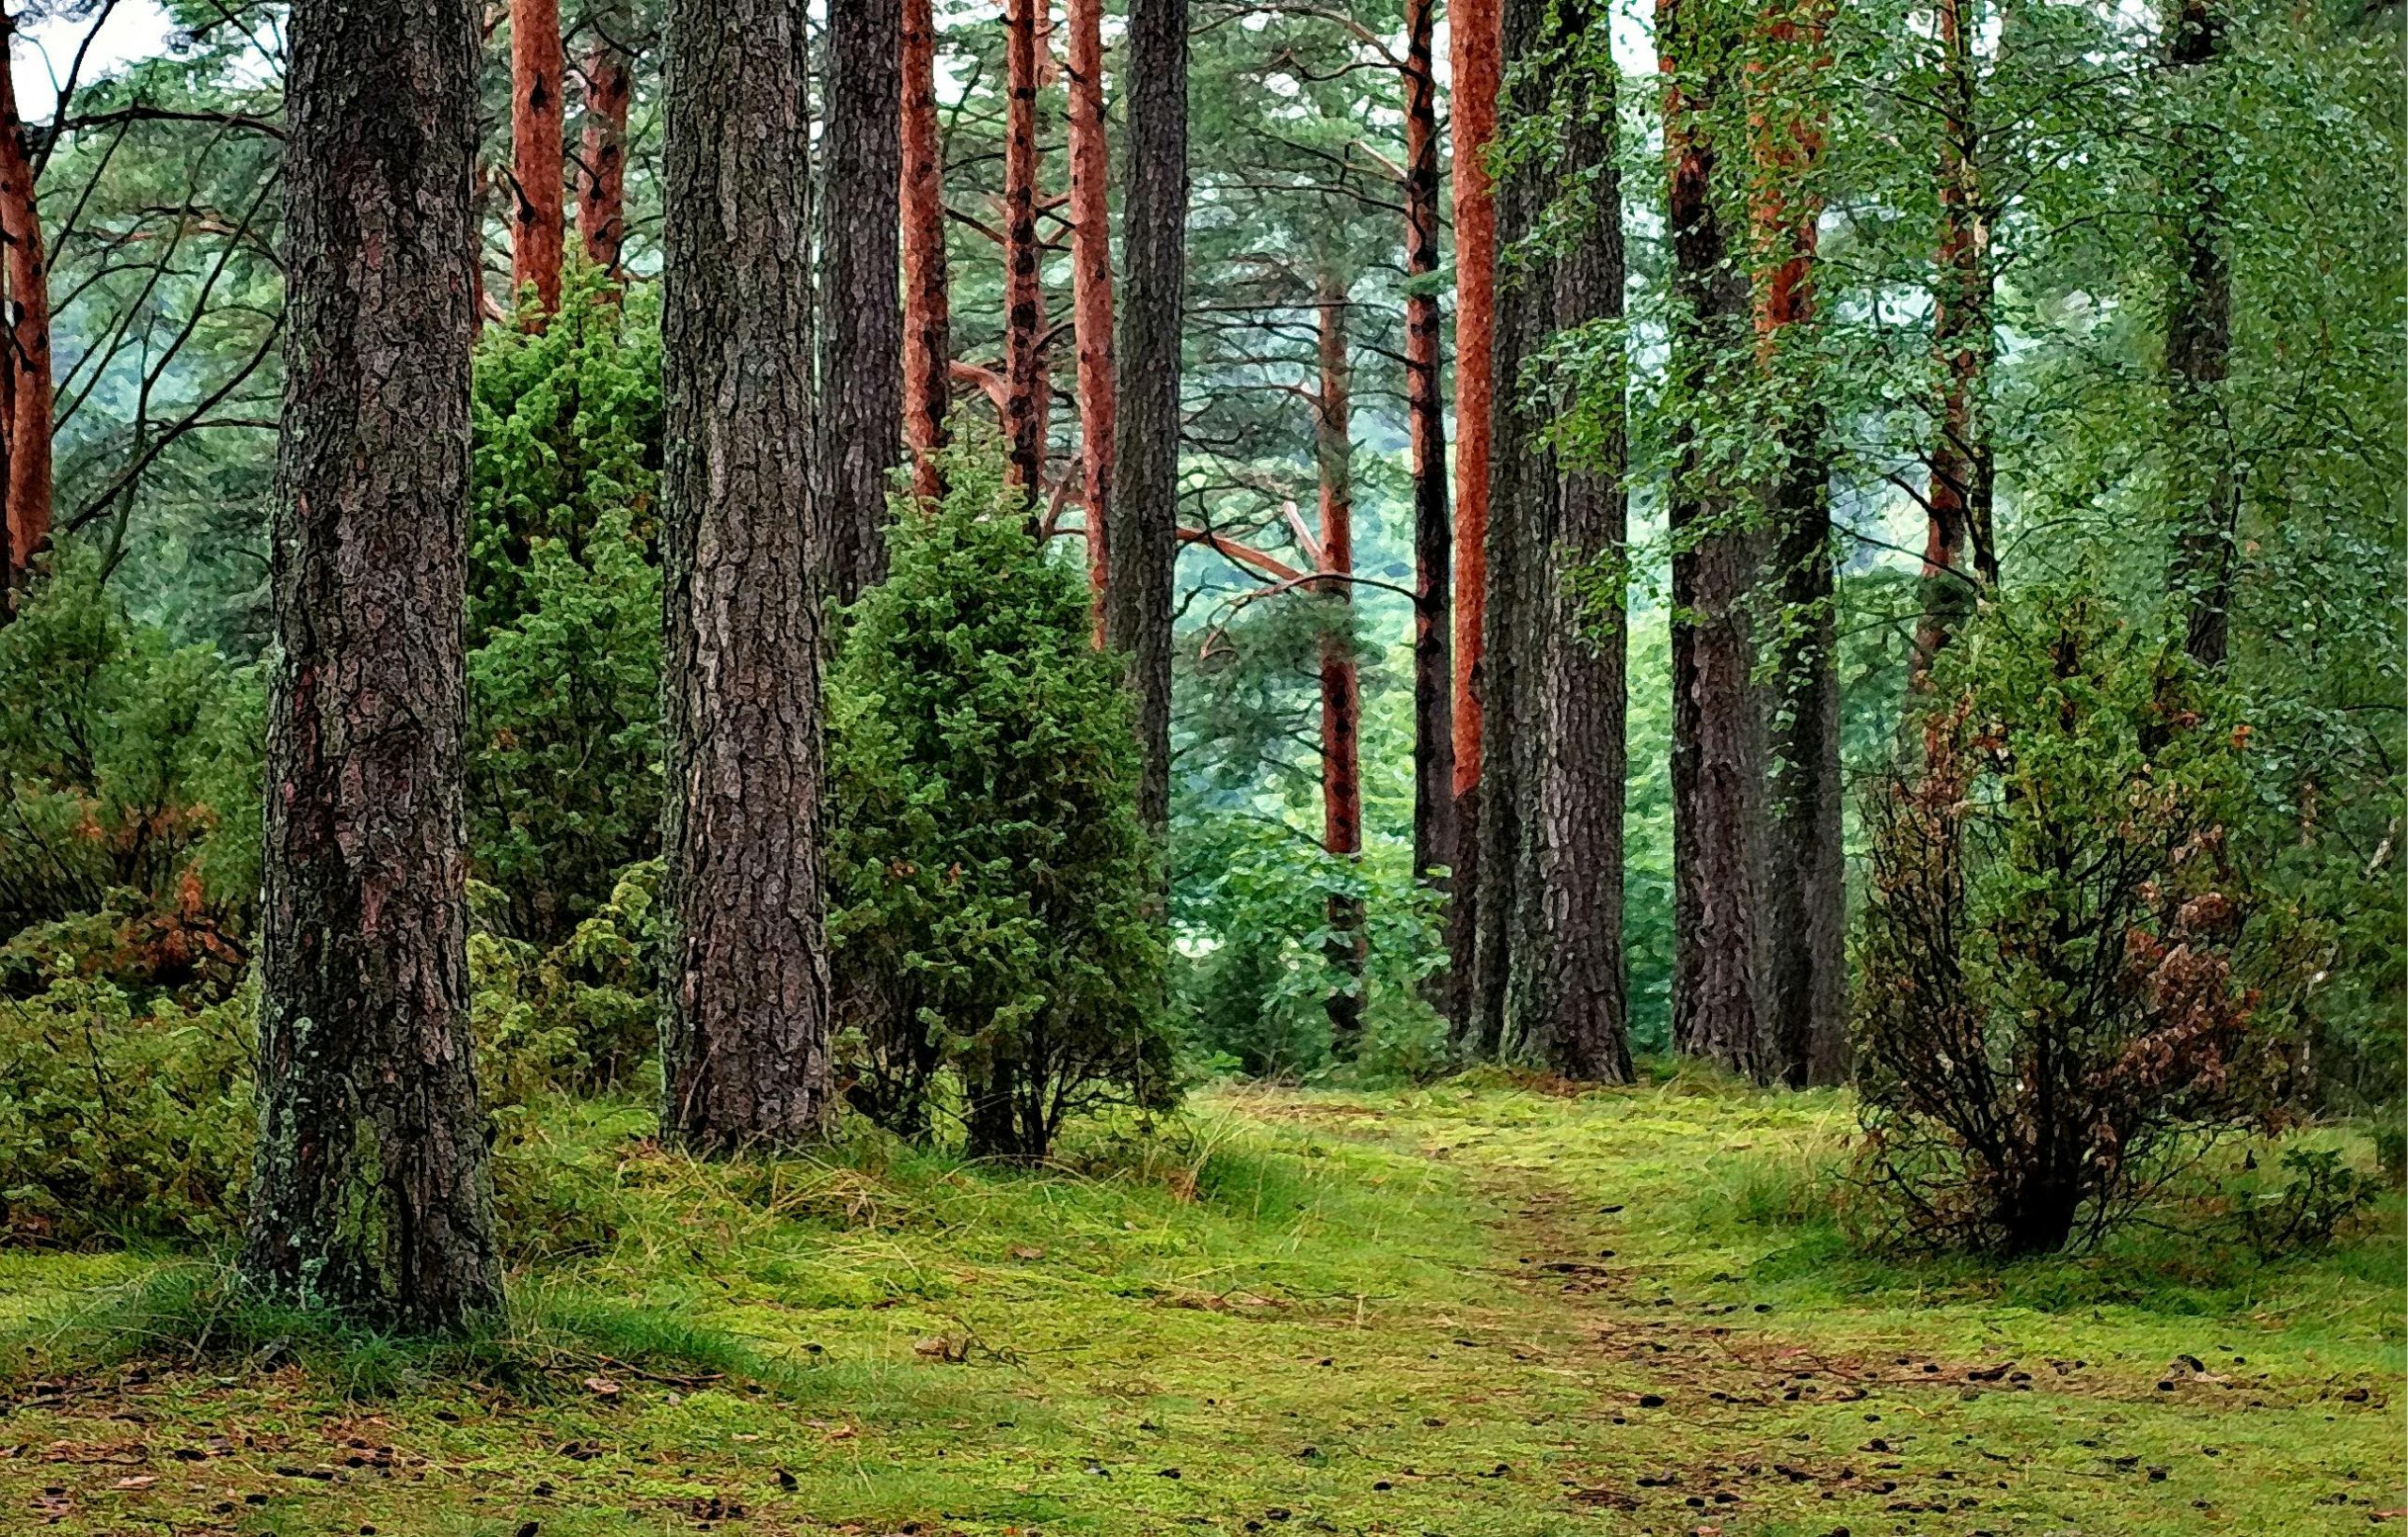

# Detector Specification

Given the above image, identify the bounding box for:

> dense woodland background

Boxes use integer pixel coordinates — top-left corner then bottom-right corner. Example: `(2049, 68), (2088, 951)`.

(0, 0), (2399, 1297)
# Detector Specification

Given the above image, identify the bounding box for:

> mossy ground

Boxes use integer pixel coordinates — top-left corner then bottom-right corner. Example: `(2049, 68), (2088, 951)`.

(1, 1074), (2399, 1535)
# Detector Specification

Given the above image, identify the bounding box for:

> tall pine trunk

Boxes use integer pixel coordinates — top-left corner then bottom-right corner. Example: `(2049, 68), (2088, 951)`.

(0, 20), (51, 585)
(2163, 0), (2232, 667)
(1500, 2), (1631, 1083)
(1105, 0), (1189, 841)
(818, 0), (904, 606)
(576, 0), (632, 279)
(1446, 0), (1501, 1041)
(1067, 0), (1117, 641)
(1752, 0), (1846, 1086)
(241, 0), (500, 1331)
(658, 0), (834, 1152)
(1001, 0), (1047, 499)
(510, 0), (565, 311)
(900, 0), (951, 503)
(1315, 271), (1367, 1057)
(1913, 0), (1995, 685)
(1662, 0), (1772, 1082)
(1403, 0), (1454, 899)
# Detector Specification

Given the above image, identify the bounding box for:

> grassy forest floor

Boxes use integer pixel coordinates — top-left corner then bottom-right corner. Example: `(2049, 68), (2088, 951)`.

(0, 1074), (2400, 1536)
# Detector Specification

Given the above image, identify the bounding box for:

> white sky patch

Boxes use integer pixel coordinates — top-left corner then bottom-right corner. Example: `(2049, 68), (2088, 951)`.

(15, 0), (177, 122)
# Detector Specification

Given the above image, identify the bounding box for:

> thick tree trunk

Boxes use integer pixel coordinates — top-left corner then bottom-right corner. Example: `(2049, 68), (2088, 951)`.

(1001, 0), (1047, 500)
(575, 0), (632, 279)
(817, 0), (904, 607)
(1500, 8), (1631, 1084)
(1913, 0), (1994, 686)
(1314, 273), (1367, 1057)
(1105, 0), (1188, 841)
(1403, 0), (1454, 898)
(1752, 0), (1845, 1086)
(1662, 0), (1771, 1083)
(1067, 0), (1117, 642)
(1445, 0), (1501, 1037)
(240, 0), (500, 1331)
(0, 23), (51, 586)
(658, 0), (834, 1152)
(2163, 0), (2232, 668)
(510, 0), (566, 311)
(900, 0), (951, 503)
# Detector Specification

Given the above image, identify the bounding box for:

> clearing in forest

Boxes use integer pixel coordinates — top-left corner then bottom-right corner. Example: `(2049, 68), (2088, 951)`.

(0, 1077), (2399, 1535)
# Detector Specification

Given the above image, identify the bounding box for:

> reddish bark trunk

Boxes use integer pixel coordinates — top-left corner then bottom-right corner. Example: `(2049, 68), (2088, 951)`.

(0, 21), (51, 586)
(576, 0), (632, 280)
(1446, 0), (1501, 1026)
(510, 0), (566, 311)
(1315, 273), (1366, 1056)
(1404, 0), (1453, 894)
(900, 0), (951, 503)
(1067, 0), (1116, 643)
(1001, 0), (1047, 500)
(1913, 0), (1993, 686)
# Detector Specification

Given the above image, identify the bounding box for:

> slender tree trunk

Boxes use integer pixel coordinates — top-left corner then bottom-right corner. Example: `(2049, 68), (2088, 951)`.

(818, 0), (904, 606)
(0, 22), (51, 584)
(1501, 3), (1631, 1084)
(1106, 0), (1188, 841)
(1662, 0), (1771, 1083)
(2163, 0), (2232, 668)
(900, 0), (951, 503)
(1913, 0), (1994, 686)
(1403, 0), (1454, 899)
(1752, 0), (1845, 1086)
(1314, 272), (1366, 1057)
(240, 0), (499, 1331)
(510, 0), (566, 311)
(658, 0), (834, 1152)
(1067, 0), (1117, 642)
(1446, 0), (1501, 1041)
(1002, 0), (1047, 499)
(577, 0), (633, 279)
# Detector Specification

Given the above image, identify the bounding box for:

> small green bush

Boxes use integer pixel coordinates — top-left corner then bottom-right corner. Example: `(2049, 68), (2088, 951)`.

(471, 859), (665, 1104)
(828, 445), (1175, 1161)
(0, 974), (255, 1244)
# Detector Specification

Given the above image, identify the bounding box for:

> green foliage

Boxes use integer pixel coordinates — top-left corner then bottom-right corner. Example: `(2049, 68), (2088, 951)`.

(829, 448), (1174, 1160)
(1853, 588), (2306, 1254)
(466, 272), (665, 943)
(470, 860), (666, 1106)
(0, 974), (255, 1244)
(0, 549), (260, 1001)
(2231, 1146), (2378, 1253)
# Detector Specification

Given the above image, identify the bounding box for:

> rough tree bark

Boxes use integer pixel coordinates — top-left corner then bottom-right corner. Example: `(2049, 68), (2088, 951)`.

(1001, 0), (1047, 500)
(1913, 0), (1996, 685)
(1403, 0), (1453, 897)
(239, 0), (500, 1331)
(2162, 0), (2232, 668)
(657, 0), (834, 1152)
(0, 18), (51, 584)
(510, 0), (566, 311)
(1314, 271), (1367, 1056)
(1106, 0), (1189, 841)
(1446, 0), (1501, 1040)
(1751, 0), (1846, 1087)
(1662, 0), (1772, 1083)
(1067, 0), (1117, 641)
(1499, 3), (1632, 1084)
(900, 0), (951, 503)
(817, 0), (904, 606)
(576, 0), (632, 279)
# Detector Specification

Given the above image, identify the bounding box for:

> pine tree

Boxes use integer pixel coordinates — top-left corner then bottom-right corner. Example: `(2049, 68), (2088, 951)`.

(1066, 0), (1117, 639)
(575, 0), (633, 280)
(900, 0), (952, 503)
(510, 0), (567, 311)
(817, 0), (905, 606)
(0, 14), (51, 589)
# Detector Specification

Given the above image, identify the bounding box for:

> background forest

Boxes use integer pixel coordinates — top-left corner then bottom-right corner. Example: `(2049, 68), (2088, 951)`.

(0, 0), (2399, 1527)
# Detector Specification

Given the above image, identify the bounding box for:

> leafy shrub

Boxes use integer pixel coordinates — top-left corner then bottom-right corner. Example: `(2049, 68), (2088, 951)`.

(467, 269), (664, 944)
(828, 446), (1175, 1161)
(1852, 589), (2303, 1255)
(2230, 1146), (2378, 1251)
(0, 548), (260, 1002)
(0, 974), (255, 1244)
(470, 860), (665, 1104)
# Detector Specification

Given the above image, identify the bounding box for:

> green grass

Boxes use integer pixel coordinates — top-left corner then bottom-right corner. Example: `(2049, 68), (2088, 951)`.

(0, 1079), (2399, 1535)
